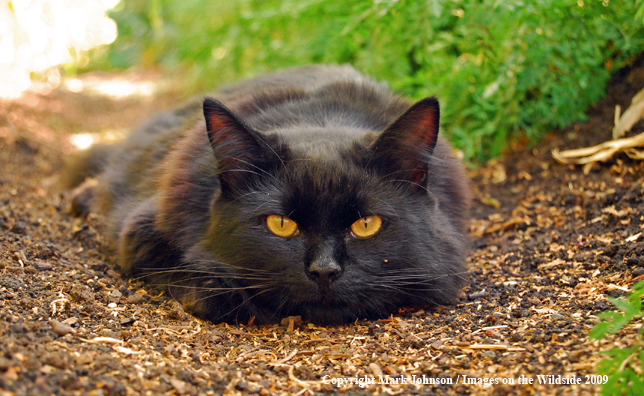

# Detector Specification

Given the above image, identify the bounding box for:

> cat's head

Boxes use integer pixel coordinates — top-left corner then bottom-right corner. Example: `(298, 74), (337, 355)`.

(199, 97), (467, 323)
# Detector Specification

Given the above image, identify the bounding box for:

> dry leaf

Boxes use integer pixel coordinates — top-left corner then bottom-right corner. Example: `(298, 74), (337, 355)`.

(553, 86), (644, 164)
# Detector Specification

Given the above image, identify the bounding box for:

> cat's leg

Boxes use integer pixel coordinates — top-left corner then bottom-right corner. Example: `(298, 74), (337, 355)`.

(68, 178), (98, 217)
(117, 198), (270, 323)
(117, 197), (182, 276)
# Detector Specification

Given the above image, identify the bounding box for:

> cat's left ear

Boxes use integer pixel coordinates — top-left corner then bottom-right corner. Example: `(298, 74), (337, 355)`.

(370, 97), (440, 189)
(203, 98), (280, 198)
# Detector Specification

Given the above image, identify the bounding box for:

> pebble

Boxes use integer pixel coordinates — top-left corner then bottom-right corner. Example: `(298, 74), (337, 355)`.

(1, 276), (23, 291)
(11, 222), (26, 234)
(468, 291), (487, 300)
(170, 378), (186, 394)
(368, 362), (383, 377)
(70, 284), (94, 303)
(384, 365), (397, 375)
(602, 244), (619, 257)
(236, 380), (252, 391)
(62, 317), (79, 326)
(99, 329), (121, 339)
(126, 293), (147, 305)
(77, 352), (98, 365)
(49, 319), (75, 336)
(167, 300), (188, 321)
(481, 350), (496, 359)
(111, 289), (123, 300)
(35, 261), (53, 271)
(551, 313), (564, 321)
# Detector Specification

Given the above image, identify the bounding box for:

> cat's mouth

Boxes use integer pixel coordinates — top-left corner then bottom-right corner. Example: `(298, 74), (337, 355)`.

(311, 298), (346, 307)
(297, 299), (369, 324)
(301, 290), (351, 309)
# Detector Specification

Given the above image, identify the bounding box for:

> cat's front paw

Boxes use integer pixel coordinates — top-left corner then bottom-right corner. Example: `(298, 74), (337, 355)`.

(68, 178), (98, 217)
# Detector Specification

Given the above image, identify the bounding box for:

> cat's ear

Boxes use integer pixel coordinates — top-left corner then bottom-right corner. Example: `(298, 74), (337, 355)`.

(370, 97), (440, 189)
(203, 98), (277, 197)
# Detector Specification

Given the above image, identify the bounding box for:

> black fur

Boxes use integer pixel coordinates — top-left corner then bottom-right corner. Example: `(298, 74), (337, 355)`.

(68, 65), (470, 324)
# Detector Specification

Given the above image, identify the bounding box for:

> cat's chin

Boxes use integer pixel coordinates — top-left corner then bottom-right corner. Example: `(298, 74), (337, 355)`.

(299, 305), (359, 325)
(293, 297), (388, 325)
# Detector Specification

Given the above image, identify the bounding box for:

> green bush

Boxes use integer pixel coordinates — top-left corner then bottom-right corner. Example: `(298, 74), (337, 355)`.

(97, 0), (644, 163)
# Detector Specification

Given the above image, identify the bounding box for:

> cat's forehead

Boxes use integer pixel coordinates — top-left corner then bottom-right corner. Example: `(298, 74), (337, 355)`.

(272, 125), (373, 159)
(240, 136), (398, 225)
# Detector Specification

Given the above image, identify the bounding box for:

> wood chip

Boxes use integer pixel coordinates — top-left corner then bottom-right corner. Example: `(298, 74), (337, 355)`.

(463, 344), (509, 350)
(81, 337), (124, 345)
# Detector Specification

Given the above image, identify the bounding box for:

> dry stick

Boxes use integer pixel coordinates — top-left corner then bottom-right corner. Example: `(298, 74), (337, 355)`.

(552, 131), (644, 164)
(553, 85), (644, 164)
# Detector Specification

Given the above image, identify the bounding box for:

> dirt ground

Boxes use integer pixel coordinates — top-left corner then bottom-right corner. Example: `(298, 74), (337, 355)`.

(1, 59), (644, 396)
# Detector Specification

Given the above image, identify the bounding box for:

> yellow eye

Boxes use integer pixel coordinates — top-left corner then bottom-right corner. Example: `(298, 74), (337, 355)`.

(266, 215), (299, 237)
(350, 216), (382, 238)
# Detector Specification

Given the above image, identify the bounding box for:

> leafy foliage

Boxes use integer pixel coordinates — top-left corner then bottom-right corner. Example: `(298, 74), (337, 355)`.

(590, 281), (644, 395)
(95, 0), (644, 162)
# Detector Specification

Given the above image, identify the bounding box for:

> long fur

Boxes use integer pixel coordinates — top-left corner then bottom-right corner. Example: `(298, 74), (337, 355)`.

(67, 65), (471, 324)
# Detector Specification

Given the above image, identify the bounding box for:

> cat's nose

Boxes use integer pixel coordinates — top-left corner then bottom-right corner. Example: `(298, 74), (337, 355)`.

(307, 260), (342, 286)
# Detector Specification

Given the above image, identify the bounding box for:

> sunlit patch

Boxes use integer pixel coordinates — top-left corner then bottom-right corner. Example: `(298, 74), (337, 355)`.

(71, 134), (95, 150)
(90, 79), (155, 98)
(0, 0), (119, 99)
(69, 129), (125, 150)
(65, 79), (84, 93)
(64, 77), (155, 98)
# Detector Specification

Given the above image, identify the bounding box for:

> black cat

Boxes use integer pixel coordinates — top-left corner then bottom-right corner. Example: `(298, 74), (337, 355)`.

(68, 65), (470, 324)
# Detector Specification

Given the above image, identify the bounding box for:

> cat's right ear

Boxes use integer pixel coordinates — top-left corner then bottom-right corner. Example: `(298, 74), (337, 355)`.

(370, 97), (440, 191)
(203, 98), (275, 198)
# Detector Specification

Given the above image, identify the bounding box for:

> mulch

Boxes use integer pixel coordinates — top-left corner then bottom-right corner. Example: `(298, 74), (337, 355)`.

(1, 59), (644, 395)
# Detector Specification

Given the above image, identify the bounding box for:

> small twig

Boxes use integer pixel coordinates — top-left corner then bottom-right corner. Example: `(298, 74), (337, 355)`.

(270, 349), (298, 365)
(79, 336), (124, 345)
(288, 365), (316, 388)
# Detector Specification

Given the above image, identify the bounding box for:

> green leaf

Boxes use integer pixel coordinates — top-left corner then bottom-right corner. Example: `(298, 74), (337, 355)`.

(632, 281), (644, 292)
(609, 298), (638, 315)
(590, 321), (613, 340)
(597, 311), (620, 320)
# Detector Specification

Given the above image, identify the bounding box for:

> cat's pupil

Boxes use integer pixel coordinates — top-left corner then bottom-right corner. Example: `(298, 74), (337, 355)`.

(280, 216), (284, 228)
(363, 218), (368, 229)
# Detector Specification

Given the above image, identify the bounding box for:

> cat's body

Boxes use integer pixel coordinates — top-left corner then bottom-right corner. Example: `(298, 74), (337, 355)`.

(70, 65), (470, 324)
